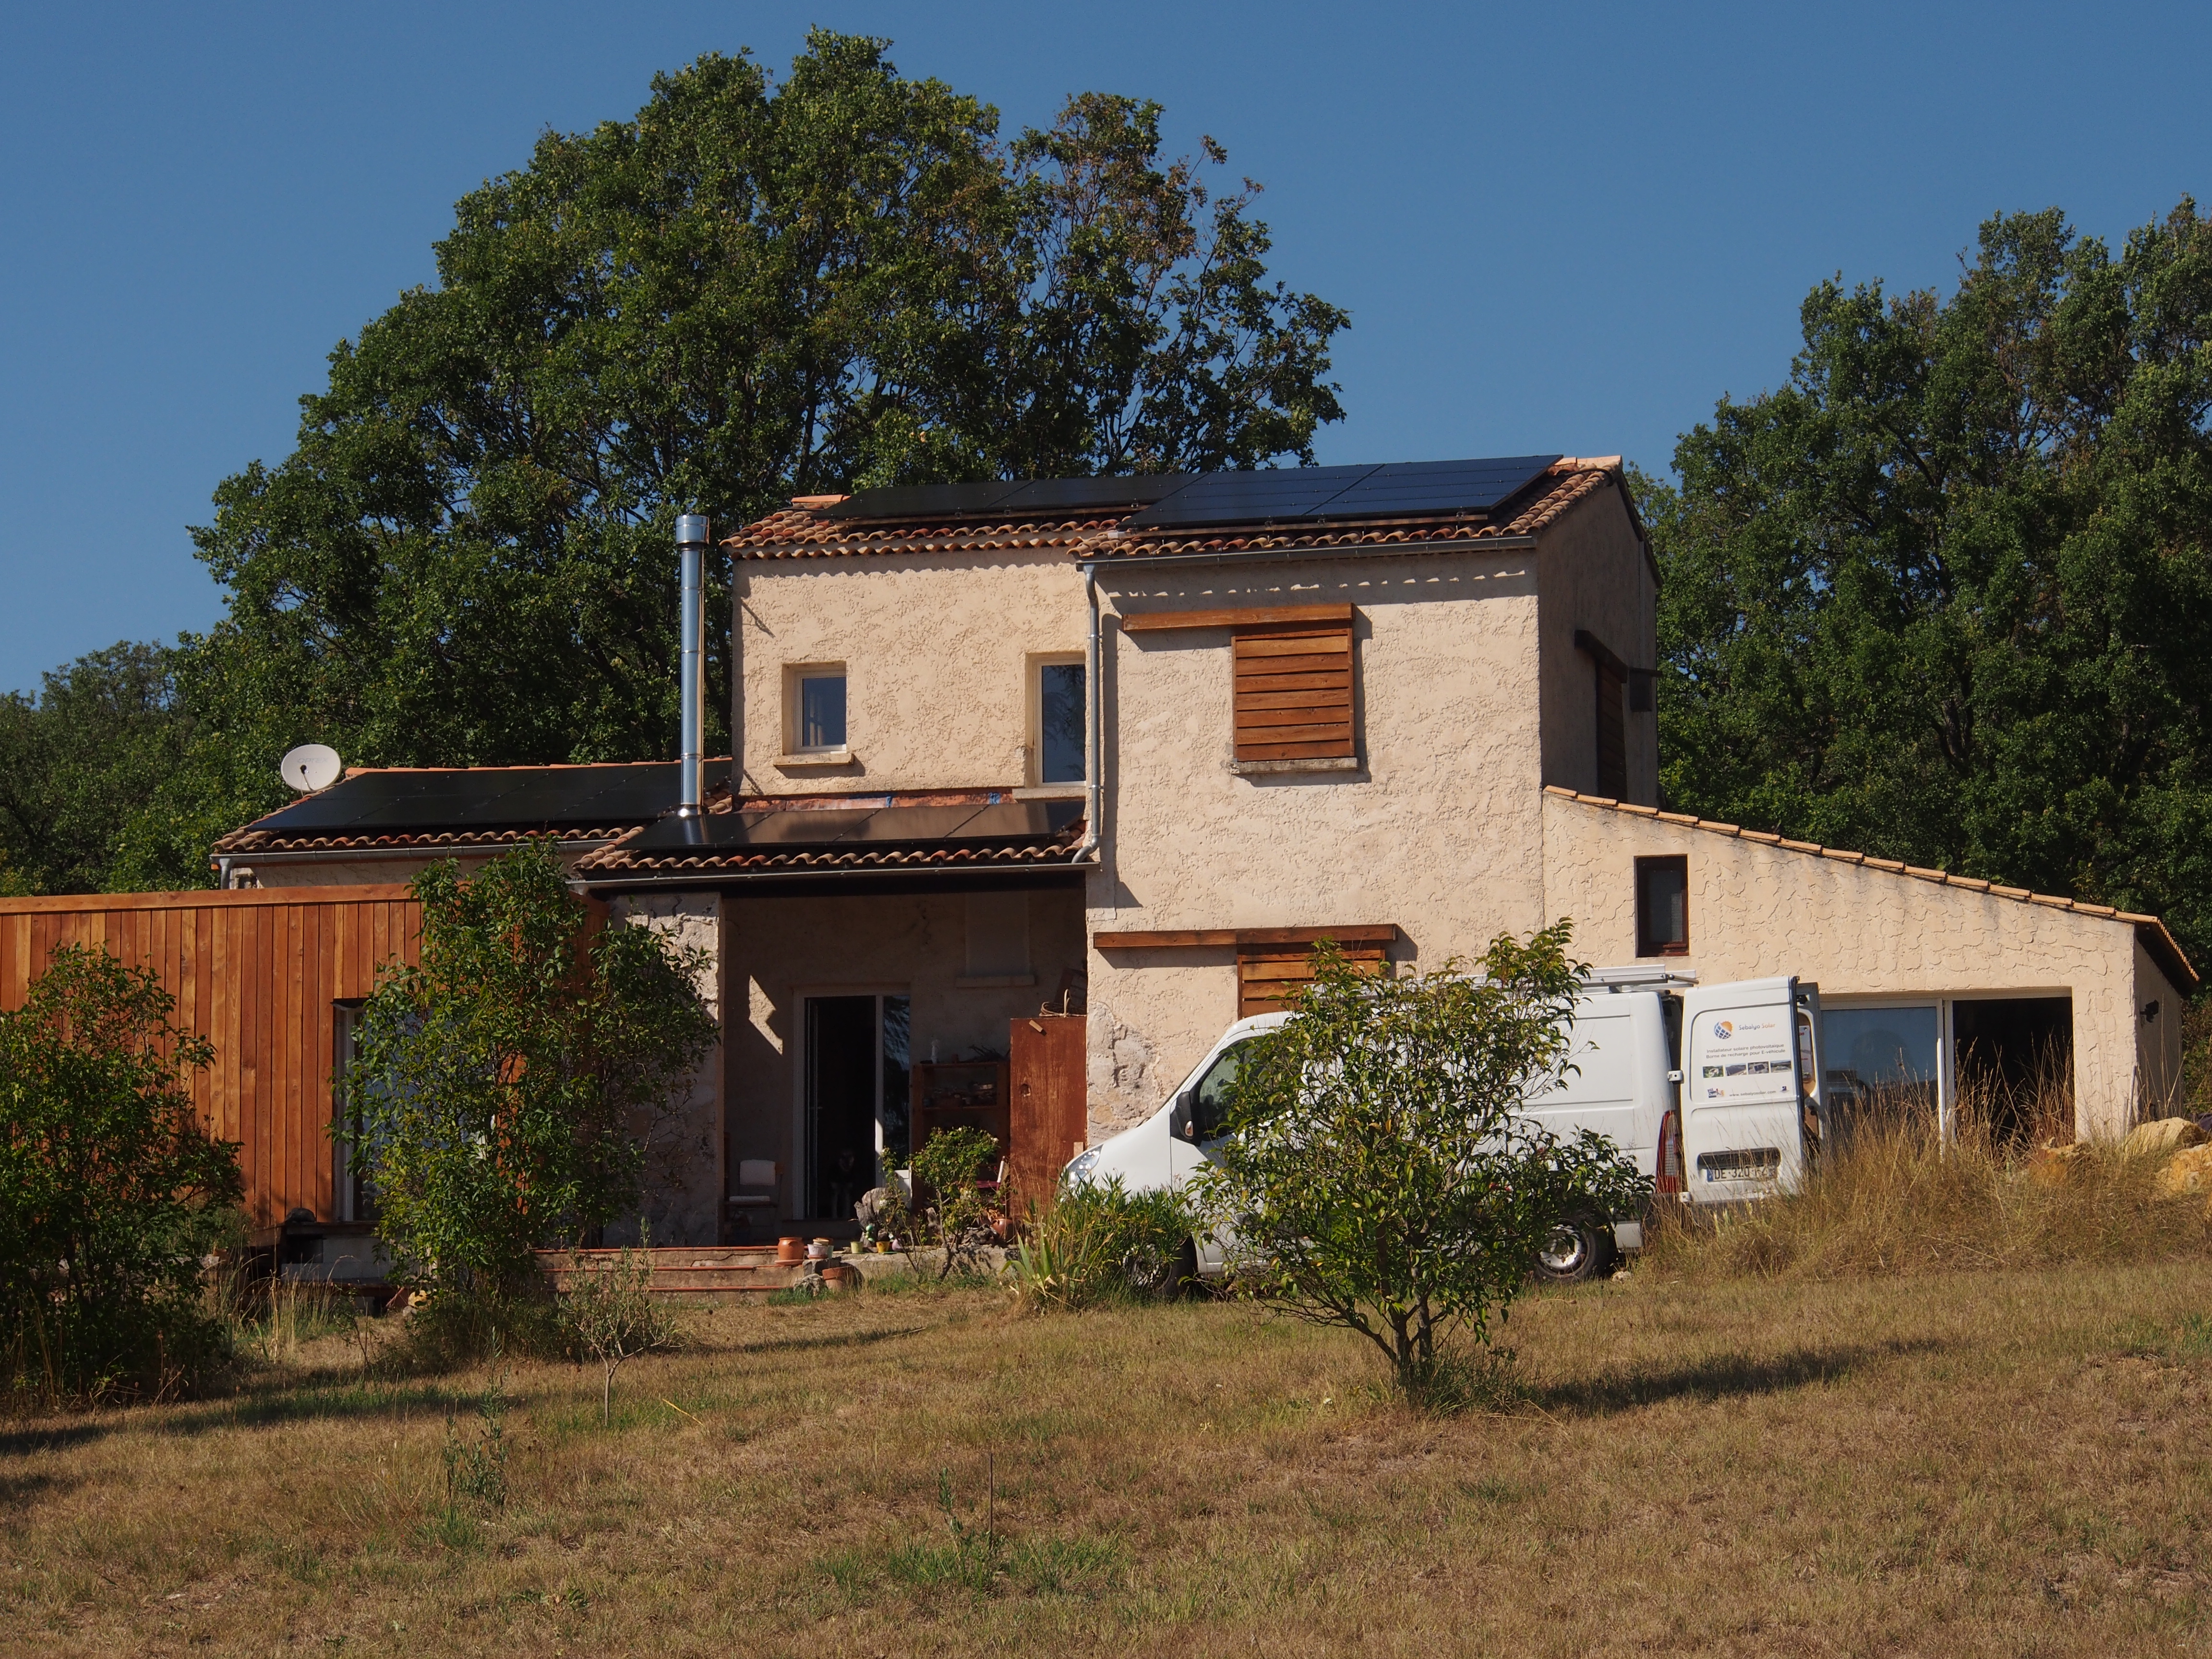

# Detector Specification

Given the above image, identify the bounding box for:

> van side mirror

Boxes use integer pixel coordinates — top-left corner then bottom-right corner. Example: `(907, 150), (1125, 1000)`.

(1169, 1091), (1196, 1140)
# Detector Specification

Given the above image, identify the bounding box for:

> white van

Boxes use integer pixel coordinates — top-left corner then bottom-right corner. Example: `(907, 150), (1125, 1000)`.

(1063, 970), (1824, 1284)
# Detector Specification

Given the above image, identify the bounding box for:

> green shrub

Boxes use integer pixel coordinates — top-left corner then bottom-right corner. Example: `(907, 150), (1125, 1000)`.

(560, 1239), (679, 1423)
(0, 944), (244, 1405)
(1191, 929), (1649, 1404)
(911, 1125), (1002, 1279)
(344, 841), (716, 1347)
(1013, 1177), (1193, 1311)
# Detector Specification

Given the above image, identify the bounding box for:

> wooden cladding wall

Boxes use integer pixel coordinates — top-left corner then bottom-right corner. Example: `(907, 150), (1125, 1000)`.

(0, 887), (421, 1228)
(1232, 623), (1356, 763)
(1235, 939), (1388, 1017)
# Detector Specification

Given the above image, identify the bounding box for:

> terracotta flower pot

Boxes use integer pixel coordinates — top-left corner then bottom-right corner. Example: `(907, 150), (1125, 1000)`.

(775, 1235), (805, 1265)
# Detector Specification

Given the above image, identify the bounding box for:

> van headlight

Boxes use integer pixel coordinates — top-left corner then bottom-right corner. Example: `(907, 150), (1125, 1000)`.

(1063, 1146), (1102, 1184)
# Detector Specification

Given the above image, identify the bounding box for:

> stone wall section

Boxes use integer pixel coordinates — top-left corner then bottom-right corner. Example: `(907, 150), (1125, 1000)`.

(607, 891), (724, 1246)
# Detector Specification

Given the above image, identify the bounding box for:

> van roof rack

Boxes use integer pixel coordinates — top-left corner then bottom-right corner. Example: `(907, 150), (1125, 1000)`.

(1580, 965), (1700, 992)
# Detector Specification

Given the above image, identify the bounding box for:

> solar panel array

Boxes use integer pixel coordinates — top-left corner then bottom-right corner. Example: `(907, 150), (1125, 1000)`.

(250, 760), (731, 834)
(627, 799), (1082, 853)
(809, 456), (1566, 531)
(1124, 454), (1564, 530)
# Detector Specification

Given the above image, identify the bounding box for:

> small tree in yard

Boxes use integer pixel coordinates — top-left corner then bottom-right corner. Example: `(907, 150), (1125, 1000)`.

(346, 841), (717, 1333)
(0, 946), (244, 1403)
(1190, 928), (1649, 1404)
(912, 1126), (1002, 1279)
(561, 1238), (678, 1424)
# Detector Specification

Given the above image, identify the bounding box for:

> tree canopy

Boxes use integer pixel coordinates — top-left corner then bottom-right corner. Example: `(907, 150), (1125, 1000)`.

(1643, 199), (2212, 962)
(0, 643), (190, 896)
(120, 32), (1346, 886)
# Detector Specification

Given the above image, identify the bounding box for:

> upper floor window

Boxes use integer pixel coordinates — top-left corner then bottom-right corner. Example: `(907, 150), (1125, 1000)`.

(1035, 659), (1085, 783)
(1635, 855), (1689, 957)
(788, 665), (847, 752)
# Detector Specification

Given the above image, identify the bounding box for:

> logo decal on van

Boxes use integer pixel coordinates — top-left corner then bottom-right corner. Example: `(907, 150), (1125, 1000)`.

(1712, 1020), (1734, 1039)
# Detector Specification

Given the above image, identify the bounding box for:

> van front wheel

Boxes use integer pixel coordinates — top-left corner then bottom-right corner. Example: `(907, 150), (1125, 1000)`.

(1534, 1214), (1616, 1285)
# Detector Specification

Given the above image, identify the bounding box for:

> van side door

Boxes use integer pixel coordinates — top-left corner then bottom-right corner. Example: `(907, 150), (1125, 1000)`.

(1680, 978), (1809, 1200)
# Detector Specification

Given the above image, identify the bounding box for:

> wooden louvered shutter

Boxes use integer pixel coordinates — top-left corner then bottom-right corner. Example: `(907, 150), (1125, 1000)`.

(1232, 623), (1355, 763)
(1236, 938), (1388, 1017)
(1595, 657), (1626, 799)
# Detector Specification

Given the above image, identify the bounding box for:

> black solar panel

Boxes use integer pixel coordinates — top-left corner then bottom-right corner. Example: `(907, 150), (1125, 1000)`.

(1122, 455), (1567, 531)
(248, 761), (728, 833)
(626, 799), (1080, 853)
(989, 474), (1193, 515)
(1315, 455), (1563, 520)
(817, 481), (1024, 521)
(1124, 465), (1378, 530)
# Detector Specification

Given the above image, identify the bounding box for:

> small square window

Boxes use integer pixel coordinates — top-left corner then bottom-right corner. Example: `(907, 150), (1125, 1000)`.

(797, 672), (846, 750)
(1036, 661), (1085, 783)
(1635, 855), (1688, 957)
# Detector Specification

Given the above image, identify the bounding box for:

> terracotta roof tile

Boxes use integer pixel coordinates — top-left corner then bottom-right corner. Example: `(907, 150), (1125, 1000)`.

(724, 508), (1120, 561)
(721, 461), (1629, 564)
(1542, 785), (2198, 991)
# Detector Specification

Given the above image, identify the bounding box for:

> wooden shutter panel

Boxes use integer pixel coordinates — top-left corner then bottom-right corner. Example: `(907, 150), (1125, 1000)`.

(1595, 657), (1626, 798)
(1236, 939), (1387, 1017)
(1233, 623), (1355, 763)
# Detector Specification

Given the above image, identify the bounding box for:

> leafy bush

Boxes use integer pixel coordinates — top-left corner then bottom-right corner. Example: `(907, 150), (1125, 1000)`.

(1190, 928), (1649, 1403)
(1013, 1177), (1194, 1311)
(911, 1126), (1002, 1279)
(0, 944), (244, 1405)
(344, 842), (716, 1341)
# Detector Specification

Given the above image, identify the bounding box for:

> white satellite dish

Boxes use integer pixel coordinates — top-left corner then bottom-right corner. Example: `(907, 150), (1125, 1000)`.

(280, 743), (343, 793)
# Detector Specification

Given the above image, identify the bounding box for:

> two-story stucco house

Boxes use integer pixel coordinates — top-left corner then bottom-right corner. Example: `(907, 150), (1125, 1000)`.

(198, 452), (2193, 1243)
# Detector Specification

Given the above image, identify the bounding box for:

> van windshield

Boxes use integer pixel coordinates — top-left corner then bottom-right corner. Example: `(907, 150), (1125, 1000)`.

(1191, 1043), (1247, 1140)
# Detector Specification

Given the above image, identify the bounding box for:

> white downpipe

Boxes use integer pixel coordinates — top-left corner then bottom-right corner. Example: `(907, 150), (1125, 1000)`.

(1078, 566), (1102, 864)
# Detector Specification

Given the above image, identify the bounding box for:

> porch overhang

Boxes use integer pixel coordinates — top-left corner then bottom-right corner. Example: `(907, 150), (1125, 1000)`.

(573, 799), (1089, 893)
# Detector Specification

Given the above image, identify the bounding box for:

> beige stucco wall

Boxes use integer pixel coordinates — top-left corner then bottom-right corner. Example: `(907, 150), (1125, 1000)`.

(1084, 545), (1554, 1132)
(722, 885), (1086, 1220)
(735, 549), (1089, 797)
(607, 891), (725, 1246)
(1540, 792), (2187, 1140)
(1535, 484), (1659, 805)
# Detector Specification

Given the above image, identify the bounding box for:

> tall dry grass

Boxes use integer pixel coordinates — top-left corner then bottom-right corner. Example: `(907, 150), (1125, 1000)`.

(1644, 1074), (2212, 1280)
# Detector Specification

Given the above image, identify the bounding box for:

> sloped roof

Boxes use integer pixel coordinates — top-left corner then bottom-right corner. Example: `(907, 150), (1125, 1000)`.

(573, 799), (1086, 883)
(212, 760), (728, 857)
(1545, 786), (2199, 992)
(723, 458), (1629, 562)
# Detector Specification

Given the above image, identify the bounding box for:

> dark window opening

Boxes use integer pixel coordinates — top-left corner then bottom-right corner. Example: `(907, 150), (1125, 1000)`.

(805, 994), (909, 1220)
(1595, 657), (1626, 798)
(799, 673), (847, 749)
(1635, 856), (1688, 957)
(1627, 668), (1656, 713)
(1953, 996), (2072, 1145)
(1038, 662), (1085, 783)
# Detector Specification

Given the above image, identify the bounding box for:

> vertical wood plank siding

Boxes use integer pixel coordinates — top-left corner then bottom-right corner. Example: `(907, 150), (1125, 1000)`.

(0, 887), (420, 1227)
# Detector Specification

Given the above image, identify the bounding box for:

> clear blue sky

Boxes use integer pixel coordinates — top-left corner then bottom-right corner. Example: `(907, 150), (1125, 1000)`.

(3, 1), (2206, 694)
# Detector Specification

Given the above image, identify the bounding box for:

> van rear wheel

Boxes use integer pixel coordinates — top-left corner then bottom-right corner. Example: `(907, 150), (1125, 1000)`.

(1534, 1213), (1616, 1285)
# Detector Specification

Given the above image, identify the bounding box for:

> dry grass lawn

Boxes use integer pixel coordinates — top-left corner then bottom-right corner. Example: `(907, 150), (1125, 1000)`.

(7, 1257), (2212, 1657)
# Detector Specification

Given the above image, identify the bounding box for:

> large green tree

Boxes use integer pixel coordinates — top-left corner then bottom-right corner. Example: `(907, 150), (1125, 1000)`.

(0, 643), (190, 895)
(1644, 199), (2212, 960)
(130, 33), (1346, 884)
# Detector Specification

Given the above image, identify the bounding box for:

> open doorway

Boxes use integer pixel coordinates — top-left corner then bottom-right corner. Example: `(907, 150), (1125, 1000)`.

(802, 994), (911, 1221)
(1953, 997), (2072, 1144)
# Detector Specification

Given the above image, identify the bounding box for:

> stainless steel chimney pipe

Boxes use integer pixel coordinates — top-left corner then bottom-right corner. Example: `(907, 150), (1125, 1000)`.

(675, 513), (710, 818)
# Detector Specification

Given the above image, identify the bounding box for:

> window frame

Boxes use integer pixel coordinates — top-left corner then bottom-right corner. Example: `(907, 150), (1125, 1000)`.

(1027, 651), (1087, 787)
(783, 661), (850, 755)
(1634, 854), (1690, 958)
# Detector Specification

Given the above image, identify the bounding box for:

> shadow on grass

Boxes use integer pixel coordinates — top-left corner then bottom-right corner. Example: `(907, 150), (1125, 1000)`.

(720, 1324), (933, 1358)
(0, 1380), (470, 1457)
(1539, 1337), (1949, 1416)
(0, 1469), (74, 1513)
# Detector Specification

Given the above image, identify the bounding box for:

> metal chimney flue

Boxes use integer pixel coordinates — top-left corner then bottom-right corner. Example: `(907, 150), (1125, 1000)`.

(675, 514), (710, 819)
